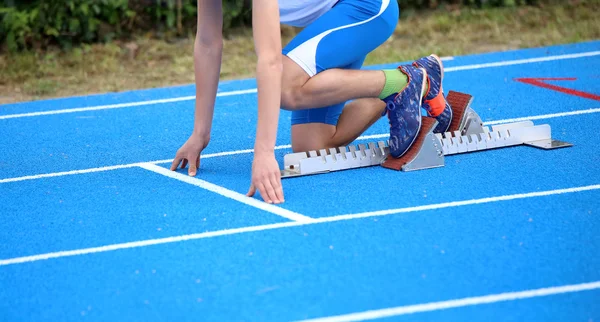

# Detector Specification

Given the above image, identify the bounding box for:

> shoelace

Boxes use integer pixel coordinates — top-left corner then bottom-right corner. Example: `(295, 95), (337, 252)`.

(381, 99), (396, 117)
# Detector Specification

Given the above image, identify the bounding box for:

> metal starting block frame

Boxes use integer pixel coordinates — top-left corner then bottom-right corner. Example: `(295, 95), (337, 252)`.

(280, 91), (572, 178)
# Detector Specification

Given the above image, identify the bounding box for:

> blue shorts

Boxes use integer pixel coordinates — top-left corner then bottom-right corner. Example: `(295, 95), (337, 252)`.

(282, 0), (399, 126)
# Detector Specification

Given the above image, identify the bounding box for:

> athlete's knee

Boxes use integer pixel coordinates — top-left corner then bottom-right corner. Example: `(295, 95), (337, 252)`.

(281, 84), (305, 111)
(292, 135), (327, 152)
(292, 134), (342, 152)
(281, 55), (311, 111)
(291, 124), (337, 152)
(291, 138), (309, 153)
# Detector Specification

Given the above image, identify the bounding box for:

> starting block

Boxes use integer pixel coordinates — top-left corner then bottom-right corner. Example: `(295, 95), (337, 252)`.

(280, 91), (572, 178)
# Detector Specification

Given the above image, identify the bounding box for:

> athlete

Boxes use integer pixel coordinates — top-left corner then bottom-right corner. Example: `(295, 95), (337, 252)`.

(170, 0), (453, 204)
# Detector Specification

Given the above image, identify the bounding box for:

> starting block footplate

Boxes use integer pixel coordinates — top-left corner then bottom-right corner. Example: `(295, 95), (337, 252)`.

(280, 91), (572, 178)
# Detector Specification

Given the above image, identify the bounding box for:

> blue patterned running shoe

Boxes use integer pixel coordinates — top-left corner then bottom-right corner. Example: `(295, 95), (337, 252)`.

(413, 54), (453, 134)
(381, 65), (427, 158)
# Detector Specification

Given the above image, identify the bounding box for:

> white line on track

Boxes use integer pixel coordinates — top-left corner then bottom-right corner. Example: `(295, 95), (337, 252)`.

(323, 184), (600, 221)
(0, 183), (598, 266)
(483, 108), (600, 125)
(444, 51), (600, 72)
(138, 163), (313, 223)
(202, 143), (292, 159)
(0, 89), (256, 120)
(0, 222), (301, 266)
(1, 51), (598, 120)
(296, 281), (600, 322)
(0, 163), (143, 184)
(0, 107), (598, 184)
(147, 143), (293, 165)
(335, 107), (600, 141)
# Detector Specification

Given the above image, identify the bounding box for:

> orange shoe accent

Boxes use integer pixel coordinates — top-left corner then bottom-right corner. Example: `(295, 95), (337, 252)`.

(424, 91), (446, 117)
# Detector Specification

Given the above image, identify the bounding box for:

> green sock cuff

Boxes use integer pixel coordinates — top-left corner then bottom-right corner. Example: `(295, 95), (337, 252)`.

(378, 69), (408, 99)
(378, 68), (430, 100)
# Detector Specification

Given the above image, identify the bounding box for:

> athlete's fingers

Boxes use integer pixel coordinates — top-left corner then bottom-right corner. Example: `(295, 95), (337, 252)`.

(254, 181), (271, 203)
(269, 174), (284, 203)
(276, 172), (283, 200)
(260, 180), (277, 204)
(246, 183), (256, 197)
(188, 156), (198, 176)
(170, 157), (182, 171)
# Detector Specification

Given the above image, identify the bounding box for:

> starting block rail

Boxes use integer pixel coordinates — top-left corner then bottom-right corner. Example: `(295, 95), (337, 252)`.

(280, 91), (572, 178)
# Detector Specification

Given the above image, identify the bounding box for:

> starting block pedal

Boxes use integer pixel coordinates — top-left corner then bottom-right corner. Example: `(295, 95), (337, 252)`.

(280, 91), (572, 178)
(381, 117), (444, 171)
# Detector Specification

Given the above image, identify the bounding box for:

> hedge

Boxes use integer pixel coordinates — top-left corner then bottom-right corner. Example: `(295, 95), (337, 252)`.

(0, 0), (541, 52)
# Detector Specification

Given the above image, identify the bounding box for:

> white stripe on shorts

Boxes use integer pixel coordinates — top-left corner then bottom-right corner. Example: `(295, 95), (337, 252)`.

(286, 0), (391, 77)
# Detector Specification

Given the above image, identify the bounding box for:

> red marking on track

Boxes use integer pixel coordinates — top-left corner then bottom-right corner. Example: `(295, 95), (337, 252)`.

(515, 77), (600, 101)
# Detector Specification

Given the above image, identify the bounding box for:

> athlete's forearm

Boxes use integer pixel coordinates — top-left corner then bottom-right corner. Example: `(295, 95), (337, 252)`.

(254, 56), (282, 154)
(191, 0), (223, 140)
(192, 39), (222, 139)
(252, 0), (282, 155)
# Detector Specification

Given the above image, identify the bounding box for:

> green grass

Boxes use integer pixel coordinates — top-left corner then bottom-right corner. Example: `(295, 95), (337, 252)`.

(1, 1), (599, 104)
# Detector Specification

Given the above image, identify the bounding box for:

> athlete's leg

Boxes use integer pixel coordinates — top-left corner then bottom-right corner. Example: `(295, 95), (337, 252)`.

(282, 0), (399, 151)
(284, 0), (448, 157)
(281, 0), (398, 111)
(286, 55), (385, 152)
(281, 63), (386, 110)
(290, 98), (385, 152)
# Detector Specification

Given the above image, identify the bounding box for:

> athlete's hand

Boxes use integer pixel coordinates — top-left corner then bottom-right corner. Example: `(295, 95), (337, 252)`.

(170, 133), (209, 176)
(247, 152), (284, 204)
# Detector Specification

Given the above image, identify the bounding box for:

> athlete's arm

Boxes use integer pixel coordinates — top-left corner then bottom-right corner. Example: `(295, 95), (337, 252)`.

(171, 0), (223, 175)
(246, 0), (285, 203)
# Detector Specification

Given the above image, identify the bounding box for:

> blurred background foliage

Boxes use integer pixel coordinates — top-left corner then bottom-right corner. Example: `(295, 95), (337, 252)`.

(1, 0), (545, 52)
(2, 0), (597, 103)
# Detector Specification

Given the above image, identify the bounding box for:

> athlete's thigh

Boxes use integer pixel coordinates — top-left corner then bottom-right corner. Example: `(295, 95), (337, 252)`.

(290, 56), (367, 152)
(289, 56), (365, 128)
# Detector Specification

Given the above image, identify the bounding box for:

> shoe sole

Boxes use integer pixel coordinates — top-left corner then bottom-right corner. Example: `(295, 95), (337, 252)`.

(429, 54), (453, 133)
(431, 54), (444, 83)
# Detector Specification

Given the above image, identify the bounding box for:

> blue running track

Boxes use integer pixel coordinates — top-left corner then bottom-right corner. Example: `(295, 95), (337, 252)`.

(1, 41), (599, 321)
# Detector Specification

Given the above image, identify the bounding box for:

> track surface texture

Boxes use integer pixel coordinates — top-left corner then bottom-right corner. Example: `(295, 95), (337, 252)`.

(1, 41), (599, 321)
